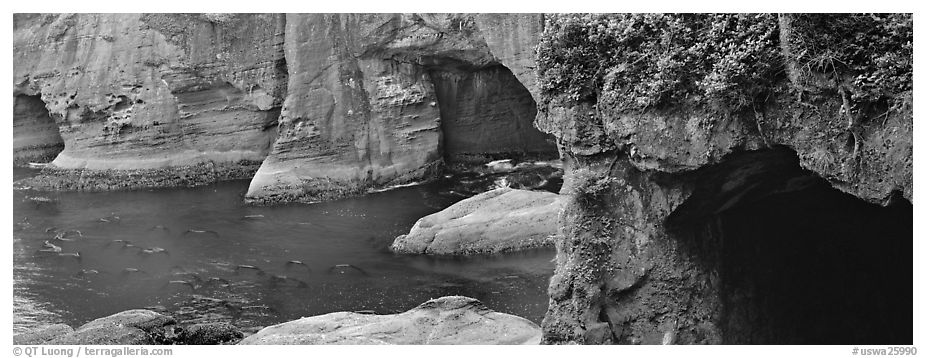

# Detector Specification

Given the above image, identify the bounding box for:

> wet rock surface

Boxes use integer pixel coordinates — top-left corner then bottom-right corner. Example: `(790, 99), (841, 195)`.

(392, 187), (564, 255)
(238, 296), (541, 345)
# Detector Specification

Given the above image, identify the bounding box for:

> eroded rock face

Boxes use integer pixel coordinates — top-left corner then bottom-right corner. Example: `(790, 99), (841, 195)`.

(13, 13), (555, 200)
(238, 296), (542, 344)
(391, 187), (563, 255)
(536, 15), (913, 344)
(14, 13), (286, 189)
(245, 14), (555, 203)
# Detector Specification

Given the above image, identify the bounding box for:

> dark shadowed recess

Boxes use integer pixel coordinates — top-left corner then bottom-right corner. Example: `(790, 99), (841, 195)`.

(13, 94), (65, 165)
(426, 60), (557, 164)
(667, 146), (911, 344)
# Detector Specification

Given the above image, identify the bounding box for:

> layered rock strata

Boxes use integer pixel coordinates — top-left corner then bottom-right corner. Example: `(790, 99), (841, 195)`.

(13, 13), (556, 201)
(245, 14), (555, 203)
(14, 13), (287, 189)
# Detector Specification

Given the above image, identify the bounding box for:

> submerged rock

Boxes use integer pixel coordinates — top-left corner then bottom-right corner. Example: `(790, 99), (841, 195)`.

(49, 309), (176, 345)
(391, 187), (563, 255)
(238, 296), (541, 345)
(14, 324), (74, 345)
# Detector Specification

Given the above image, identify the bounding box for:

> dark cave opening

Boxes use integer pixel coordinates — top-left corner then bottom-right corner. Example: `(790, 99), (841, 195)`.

(668, 147), (912, 344)
(718, 179), (912, 344)
(426, 63), (557, 164)
(13, 94), (64, 165)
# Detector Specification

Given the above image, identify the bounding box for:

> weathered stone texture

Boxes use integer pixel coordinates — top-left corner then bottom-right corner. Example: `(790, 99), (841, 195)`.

(14, 13), (286, 183)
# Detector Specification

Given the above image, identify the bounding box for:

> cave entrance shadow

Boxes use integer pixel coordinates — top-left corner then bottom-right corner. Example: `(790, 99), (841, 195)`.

(14, 93), (65, 164)
(426, 61), (557, 164)
(665, 147), (912, 344)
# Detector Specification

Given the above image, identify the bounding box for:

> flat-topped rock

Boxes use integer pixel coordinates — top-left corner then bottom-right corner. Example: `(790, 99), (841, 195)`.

(238, 296), (541, 345)
(391, 187), (563, 255)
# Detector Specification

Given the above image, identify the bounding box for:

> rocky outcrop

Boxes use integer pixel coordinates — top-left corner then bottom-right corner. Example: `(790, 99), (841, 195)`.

(14, 13), (286, 189)
(391, 187), (563, 255)
(238, 296), (541, 344)
(245, 14), (555, 203)
(13, 13), (555, 201)
(18, 309), (249, 345)
(536, 14), (912, 344)
(48, 309), (176, 344)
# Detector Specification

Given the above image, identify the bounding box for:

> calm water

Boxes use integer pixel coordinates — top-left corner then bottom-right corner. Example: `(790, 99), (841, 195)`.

(13, 166), (558, 334)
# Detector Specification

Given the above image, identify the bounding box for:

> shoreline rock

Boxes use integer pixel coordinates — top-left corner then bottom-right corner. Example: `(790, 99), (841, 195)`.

(16, 296), (539, 345)
(238, 296), (541, 345)
(16, 160), (262, 192)
(391, 187), (564, 255)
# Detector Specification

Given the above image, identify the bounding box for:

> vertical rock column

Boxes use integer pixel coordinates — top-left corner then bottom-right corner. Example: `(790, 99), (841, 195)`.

(543, 156), (722, 344)
(245, 14), (444, 203)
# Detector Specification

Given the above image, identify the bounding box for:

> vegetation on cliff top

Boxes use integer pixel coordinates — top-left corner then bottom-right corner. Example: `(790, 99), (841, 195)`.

(536, 13), (912, 114)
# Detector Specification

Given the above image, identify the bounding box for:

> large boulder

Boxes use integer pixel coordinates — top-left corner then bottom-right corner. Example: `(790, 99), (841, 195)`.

(391, 187), (563, 255)
(48, 309), (176, 344)
(238, 296), (541, 345)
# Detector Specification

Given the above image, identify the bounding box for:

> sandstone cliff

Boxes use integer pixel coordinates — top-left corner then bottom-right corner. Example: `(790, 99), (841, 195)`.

(14, 13), (287, 189)
(245, 14), (555, 203)
(13, 13), (556, 199)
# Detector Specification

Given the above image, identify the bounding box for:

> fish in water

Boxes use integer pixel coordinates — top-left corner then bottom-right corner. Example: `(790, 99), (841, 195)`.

(57, 252), (81, 261)
(105, 239), (133, 248)
(122, 268), (147, 275)
(121, 243), (142, 252)
(74, 269), (105, 279)
(138, 247), (169, 256)
(24, 195), (55, 203)
(326, 264), (369, 276)
(235, 264), (265, 276)
(163, 280), (197, 291)
(284, 260), (311, 272)
(45, 227), (58, 233)
(353, 310), (377, 315)
(38, 241), (62, 254)
(98, 213), (121, 223)
(241, 215), (264, 220)
(183, 229), (220, 238)
(52, 232), (76, 242)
